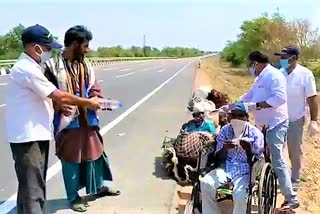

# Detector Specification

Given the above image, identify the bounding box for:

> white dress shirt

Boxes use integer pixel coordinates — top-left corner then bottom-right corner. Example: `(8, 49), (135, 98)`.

(5, 53), (56, 143)
(281, 64), (317, 122)
(240, 64), (288, 129)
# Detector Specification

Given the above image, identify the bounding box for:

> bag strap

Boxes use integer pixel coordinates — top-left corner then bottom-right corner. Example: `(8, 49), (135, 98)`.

(242, 123), (250, 138)
(79, 62), (88, 124)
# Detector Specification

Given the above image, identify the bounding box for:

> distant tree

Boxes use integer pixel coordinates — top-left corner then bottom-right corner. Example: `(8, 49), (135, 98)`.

(0, 24), (61, 60)
(0, 25), (205, 59)
(220, 11), (320, 66)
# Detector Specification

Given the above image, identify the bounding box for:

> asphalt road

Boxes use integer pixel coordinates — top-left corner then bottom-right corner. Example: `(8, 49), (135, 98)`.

(0, 58), (198, 213)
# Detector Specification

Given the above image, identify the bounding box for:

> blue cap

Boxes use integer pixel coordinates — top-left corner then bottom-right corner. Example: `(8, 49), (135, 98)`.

(231, 101), (248, 114)
(274, 46), (299, 57)
(21, 24), (62, 49)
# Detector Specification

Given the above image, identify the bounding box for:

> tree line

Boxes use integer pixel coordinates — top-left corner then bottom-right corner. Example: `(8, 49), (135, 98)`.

(0, 24), (208, 60)
(220, 11), (320, 67)
(87, 46), (208, 58)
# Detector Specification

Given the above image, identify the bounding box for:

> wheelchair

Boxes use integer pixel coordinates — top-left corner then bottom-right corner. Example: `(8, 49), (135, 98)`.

(184, 126), (278, 214)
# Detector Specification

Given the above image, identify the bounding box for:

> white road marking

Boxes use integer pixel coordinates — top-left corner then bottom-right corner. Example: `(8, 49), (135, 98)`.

(115, 72), (135, 78)
(142, 67), (153, 71)
(142, 66), (160, 71)
(100, 62), (192, 135)
(0, 61), (193, 213)
(0, 83), (7, 86)
(156, 69), (165, 73)
(97, 80), (104, 83)
(119, 68), (131, 72)
(0, 104), (6, 108)
(104, 67), (120, 71)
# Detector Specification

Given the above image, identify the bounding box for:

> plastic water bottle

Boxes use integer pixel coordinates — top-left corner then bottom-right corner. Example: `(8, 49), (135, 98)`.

(99, 99), (123, 110)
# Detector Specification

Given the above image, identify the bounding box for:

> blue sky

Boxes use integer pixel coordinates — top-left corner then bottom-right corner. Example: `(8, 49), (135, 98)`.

(0, 0), (319, 51)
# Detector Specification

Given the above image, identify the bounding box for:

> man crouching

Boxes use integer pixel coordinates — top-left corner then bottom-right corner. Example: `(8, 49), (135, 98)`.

(200, 102), (264, 214)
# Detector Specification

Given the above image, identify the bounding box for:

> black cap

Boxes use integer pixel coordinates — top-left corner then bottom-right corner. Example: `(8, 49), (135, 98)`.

(274, 46), (299, 56)
(21, 24), (62, 49)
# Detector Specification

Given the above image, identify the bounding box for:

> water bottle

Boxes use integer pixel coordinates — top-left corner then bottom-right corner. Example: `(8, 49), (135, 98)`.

(99, 98), (123, 110)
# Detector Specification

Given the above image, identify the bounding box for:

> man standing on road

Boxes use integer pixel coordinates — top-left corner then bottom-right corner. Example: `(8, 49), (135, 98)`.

(45, 25), (120, 212)
(5, 24), (100, 214)
(239, 51), (299, 210)
(275, 46), (318, 190)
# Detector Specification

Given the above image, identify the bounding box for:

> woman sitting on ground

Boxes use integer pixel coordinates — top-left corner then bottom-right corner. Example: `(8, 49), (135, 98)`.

(183, 98), (217, 135)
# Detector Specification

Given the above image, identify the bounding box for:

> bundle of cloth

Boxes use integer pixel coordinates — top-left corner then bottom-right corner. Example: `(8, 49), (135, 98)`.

(162, 92), (221, 182)
(193, 86), (232, 108)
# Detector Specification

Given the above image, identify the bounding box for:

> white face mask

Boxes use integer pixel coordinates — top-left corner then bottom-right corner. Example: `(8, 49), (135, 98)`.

(230, 119), (247, 138)
(35, 44), (52, 64)
(249, 66), (256, 77)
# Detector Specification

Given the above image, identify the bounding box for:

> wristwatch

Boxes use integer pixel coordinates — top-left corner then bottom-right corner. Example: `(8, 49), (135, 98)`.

(256, 102), (262, 110)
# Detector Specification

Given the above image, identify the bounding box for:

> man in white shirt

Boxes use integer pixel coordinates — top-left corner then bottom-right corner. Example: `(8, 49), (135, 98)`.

(275, 46), (318, 190)
(5, 24), (100, 214)
(239, 51), (299, 210)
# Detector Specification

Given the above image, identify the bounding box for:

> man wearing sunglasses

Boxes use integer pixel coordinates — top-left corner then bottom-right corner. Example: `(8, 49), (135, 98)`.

(275, 46), (318, 191)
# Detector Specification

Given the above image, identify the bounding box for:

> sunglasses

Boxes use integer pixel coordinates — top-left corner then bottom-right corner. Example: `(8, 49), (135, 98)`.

(192, 112), (204, 118)
(230, 110), (246, 118)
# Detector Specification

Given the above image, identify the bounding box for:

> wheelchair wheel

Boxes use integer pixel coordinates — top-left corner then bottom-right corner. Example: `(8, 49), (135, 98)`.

(246, 192), (253, 214)
(258, 163), (277, 214)
(191, 182), (202, 213)
(183, 182), (202, 214)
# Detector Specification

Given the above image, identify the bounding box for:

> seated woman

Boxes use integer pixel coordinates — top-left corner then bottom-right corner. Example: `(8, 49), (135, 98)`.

(189, 88), (231, 132)
(183, 100), (217, 135)
(163, 97), (217, 182)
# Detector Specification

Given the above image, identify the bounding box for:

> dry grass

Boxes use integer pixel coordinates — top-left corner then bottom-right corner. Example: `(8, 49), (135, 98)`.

(199, 57), (320, 213)
(202, 57), (254, 101)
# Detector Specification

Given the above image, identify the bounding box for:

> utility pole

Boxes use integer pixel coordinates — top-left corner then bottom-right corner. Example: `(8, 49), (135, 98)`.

(143, 34), (146, 56)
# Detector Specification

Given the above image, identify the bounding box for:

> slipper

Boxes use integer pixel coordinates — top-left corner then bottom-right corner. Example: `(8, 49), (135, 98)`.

(95, 187), (121, 197)
(70, 197), (88, 212)
(280, 201), (299, 212)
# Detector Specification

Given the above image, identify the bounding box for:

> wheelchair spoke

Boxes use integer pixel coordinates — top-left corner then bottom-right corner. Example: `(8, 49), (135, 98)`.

(264, 168), (277, 214)
(265, 172), (273, 213)
(271, 170), (277, 213)
(258, 163), (273, 214)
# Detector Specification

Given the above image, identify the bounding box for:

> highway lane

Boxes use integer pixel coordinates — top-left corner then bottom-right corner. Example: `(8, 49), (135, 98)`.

(0, 58), (197, 213)
(0, 59), (170, 204)
(0, 60), (167, 201)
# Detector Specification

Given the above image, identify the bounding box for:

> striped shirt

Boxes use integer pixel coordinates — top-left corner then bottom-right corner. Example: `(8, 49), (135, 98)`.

(215, 123), (264, 181)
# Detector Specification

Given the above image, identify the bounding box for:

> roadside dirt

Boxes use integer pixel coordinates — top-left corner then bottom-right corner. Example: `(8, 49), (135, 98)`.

(175, 57), (320, 213)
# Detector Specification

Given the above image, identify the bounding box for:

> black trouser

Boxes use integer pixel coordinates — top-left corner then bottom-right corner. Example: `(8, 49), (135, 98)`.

(10, 141), (49, 214)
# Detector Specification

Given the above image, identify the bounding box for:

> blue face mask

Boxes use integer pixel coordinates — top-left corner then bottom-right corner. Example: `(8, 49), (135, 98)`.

(249, 66), (256, 77)
(280, 59), (290, 69)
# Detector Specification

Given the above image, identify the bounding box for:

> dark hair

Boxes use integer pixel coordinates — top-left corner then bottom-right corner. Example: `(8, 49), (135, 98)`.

(230, 111), (249, 121)
(64, 25), (93, 47)
(248, 51), (269, 63)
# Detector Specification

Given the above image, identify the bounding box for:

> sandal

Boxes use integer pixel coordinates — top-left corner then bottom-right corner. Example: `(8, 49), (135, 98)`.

(280, 200), (299, 211)
(70, 196), (88, 212)
(95, 186), (121, 197)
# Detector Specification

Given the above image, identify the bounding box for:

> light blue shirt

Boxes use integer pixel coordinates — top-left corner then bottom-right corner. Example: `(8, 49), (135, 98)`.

(240, 64), (288, 129)
(184, 119), (216, 134)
